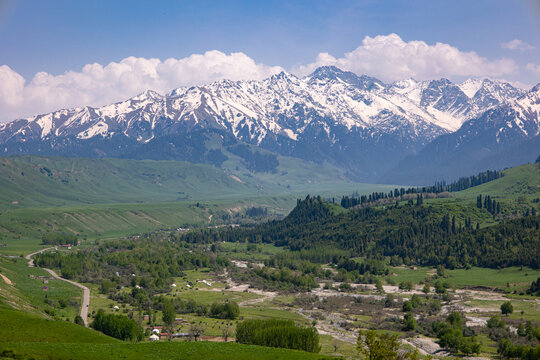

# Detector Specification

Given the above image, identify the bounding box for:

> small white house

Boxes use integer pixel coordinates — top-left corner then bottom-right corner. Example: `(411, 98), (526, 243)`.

(113, 305), (120, 311)
(152, 328), (160, 334)
(186, 284), (191, 288)
(171, 283), (176, 288)
(149, 334), (159, 341)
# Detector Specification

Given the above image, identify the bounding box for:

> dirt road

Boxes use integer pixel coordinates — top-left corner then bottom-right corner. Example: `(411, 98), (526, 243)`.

(26, 248), (90, 327)
(0, 273), (12, 285)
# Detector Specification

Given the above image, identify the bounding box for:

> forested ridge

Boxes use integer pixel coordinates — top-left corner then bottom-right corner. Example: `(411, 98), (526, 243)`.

(340, 169), (503, 208)
(182, 196), (540, 269)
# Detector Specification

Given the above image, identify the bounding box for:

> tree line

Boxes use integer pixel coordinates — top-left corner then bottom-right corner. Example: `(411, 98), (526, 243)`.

(340, 169), (503, 209)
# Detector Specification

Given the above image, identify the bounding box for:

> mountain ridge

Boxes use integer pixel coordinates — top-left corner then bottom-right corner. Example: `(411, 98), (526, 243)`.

(0, 66), (533, 182)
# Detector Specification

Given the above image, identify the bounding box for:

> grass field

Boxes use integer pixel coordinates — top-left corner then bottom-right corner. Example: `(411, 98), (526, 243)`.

(0, 258), (81, 320)
(465, 299), (540, 322)
(388, 266), (540, 292)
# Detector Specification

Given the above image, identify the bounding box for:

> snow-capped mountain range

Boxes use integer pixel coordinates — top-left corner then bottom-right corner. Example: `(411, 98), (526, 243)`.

(0, 66), (537, 182)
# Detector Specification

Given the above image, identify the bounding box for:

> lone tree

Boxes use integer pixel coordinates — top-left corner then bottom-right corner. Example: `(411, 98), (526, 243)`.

(357, 330), (418, 360)
(501, 301), (513, 316)
(162, 299), (176, 340)
(74, 315), (84, 326)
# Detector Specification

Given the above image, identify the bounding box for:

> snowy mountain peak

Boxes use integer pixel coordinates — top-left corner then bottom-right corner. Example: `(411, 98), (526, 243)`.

(307, 66), (384, 91)
(459, 78), (486, 98)
(132, 90), (163, 101)
(391, 78), (418, 89)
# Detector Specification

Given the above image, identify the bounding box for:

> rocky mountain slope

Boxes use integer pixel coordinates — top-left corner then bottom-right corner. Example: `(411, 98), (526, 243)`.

(384, 84), (540, 184)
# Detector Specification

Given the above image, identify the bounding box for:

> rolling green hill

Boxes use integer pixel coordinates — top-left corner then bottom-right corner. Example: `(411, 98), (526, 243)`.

(0, 156), (262, 208)
(0, 155), (385, 209)
(0, 307), (331, 360)
(454, 163), (540, 200)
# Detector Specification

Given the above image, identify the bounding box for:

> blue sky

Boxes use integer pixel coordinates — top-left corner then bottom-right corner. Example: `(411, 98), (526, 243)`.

(0, 0), (539, 120)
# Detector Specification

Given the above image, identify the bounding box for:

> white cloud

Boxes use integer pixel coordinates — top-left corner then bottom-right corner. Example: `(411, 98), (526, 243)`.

(294, 34), (518, 82)
(0, 51), (283, 121)
(0, 35), (525, 122)
(526, 63), (540, 75)
(501, 39), (535, 51)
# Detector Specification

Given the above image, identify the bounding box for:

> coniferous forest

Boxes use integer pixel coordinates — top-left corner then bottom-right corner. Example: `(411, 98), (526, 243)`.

(182, 196), (540, 269)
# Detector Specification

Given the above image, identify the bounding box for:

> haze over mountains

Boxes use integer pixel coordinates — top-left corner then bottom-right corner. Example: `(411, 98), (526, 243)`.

(1, 66), (538, 184)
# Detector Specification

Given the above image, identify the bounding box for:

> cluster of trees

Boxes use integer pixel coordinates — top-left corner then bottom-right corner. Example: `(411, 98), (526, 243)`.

(250, 266), (318, 291)
(498, 339), (540, 360)
(245, 206), (268, 217)
(91, 309), (142, 341)
(476, 194), (501, 215)
(432, 312), (481, 355)
(236, 319), (320, 353)
(527, 277), (540, 296)
(340, 169), (503, 209)
(41, 232), (77, 245)
(34, 238), (229, 310)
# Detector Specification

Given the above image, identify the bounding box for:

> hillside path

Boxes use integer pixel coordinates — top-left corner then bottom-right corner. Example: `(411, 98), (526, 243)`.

(26, 248), (90, 327)
(0, 273), (12, 285)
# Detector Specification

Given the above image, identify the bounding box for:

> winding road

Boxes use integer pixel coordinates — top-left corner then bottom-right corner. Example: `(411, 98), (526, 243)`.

(26, 247), (90, 327)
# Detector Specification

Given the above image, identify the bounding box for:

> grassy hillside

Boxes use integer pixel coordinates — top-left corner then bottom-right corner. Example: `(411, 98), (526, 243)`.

(455, 163), (540, 200)
(0, 342), (332, 360)
(0, 156), (262, 208)
(0, 306), (116, 344)
(0, 307), (330, 360)
(0, 155), (379, 208)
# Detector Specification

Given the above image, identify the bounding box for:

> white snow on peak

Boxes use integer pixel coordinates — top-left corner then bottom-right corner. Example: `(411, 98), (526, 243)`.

(459, 78), (485, 98)
(77, 121), (109, 139)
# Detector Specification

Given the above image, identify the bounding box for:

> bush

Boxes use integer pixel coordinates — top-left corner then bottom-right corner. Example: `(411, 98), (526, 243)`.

(399, 281), (413, 291)
(209, 301), (239, 320)
(404, 312), (417, 331)
(403, 301), (413, 312)
(501, 302), (513, 316)
(74, 315), (85, 326)
(487, 315), (505, 329)
(236, 319), (319, 353)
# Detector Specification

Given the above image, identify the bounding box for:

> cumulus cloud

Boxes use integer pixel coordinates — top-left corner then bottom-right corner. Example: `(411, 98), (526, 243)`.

(501, 39), (535, 51)
(0, 34), (524, 121)
(294, 34), (518, 82)
(0, 51), (283, 121)
(526, 63), (540, 75)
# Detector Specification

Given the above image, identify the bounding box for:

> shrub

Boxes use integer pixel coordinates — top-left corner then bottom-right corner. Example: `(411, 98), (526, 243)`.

(501, 302), (513, 316)
(209, 301), (239, 320)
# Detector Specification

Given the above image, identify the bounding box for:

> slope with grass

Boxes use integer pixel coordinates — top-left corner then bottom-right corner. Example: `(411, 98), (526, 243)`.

(0, 155), (375, 209)
(0, 156), (261, 208)
(454, 163), (540, 200)
(0, 306), (331, 360)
